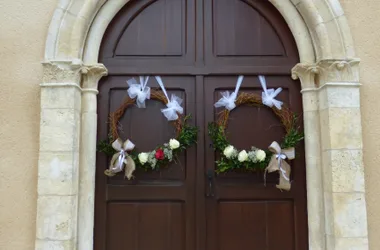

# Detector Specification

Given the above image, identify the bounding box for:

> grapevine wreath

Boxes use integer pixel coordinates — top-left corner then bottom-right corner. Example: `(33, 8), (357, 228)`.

(97, 76), (198, 180)
(208, 75), (303, 190)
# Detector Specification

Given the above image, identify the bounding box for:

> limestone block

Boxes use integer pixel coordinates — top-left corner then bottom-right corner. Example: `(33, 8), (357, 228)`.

(328, 0), (345, 18)
(303, 111), (321, 153)
(35, 239), (75, 250)
(313, 0), (335, 22)
(306, 165), (326, 250)
(57, 0), (71, 10)
(334, 237), (369, 250)
(335, 15), (356, 58)
(325, 235), (335, 250)
(37, 152), (79, 196)
(333, 193), (368, 237)
(324, 191), (334, 236)
(42, 62), (82, 84)
(65, 0), (86, 17)
(56, 12), (82, 59)
(319, 85), (360, 110)
(324, 235), (368, 250)
(331, 150), (364, 192)
(39, 109), (80, 152)
(302, 91), (319, 112)
(41, 86), (81, 110)
(296, 1), (324, 27)
(36, 196), (77, 240)
(320, 108), (363, 150)
(290, 0), (301, 5)
(322, 150), (364, 193)
(313, 23), (332, 60)
(322, 149), (333, 192)
(46, 8), (66, 61)
(324, 19), (346, 59)
(70, 16), (90, 57)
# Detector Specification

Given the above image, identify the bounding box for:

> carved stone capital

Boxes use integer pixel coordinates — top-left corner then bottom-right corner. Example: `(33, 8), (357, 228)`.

(42, 59), (84, 84)
(81, 64), (108, 91)
(291, 63), (319, 89)
(292, 59), (360, 90)
(316, 59), (360, 84)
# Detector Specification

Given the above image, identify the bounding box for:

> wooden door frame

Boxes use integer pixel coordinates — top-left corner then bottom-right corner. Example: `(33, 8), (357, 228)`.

(36, 1), (368, 250)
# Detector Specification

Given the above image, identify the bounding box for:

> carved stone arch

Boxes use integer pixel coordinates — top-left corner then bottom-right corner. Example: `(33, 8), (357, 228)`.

(38, 1), (368, 250)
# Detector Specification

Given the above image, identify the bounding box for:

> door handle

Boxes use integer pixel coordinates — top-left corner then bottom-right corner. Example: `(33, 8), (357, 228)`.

(206, 169), (214, 197)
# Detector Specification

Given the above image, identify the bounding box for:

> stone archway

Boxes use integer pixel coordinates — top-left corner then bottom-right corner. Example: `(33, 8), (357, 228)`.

(36, 1), (368, 250)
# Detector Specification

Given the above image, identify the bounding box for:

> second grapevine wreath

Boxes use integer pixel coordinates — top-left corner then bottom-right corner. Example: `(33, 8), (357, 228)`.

(208, 75), (304, 191)
(97, 85), (197, 180)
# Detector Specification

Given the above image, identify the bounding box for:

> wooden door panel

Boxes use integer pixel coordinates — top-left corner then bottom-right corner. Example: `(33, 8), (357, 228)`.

(214, 201), (295, 250)
(106, 202), (185, 250)
(115, 0), (183, 56)
(217, 201), (267, 250)
(95, 75), (196, 250)
(213, 0), (284, 56)
(204, 0), (299, 69)
(100, 0), (195, 71)
(204, 75), (307, 249)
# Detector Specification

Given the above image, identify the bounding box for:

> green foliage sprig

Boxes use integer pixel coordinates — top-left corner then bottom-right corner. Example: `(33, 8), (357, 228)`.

(208, 114), (303, 174)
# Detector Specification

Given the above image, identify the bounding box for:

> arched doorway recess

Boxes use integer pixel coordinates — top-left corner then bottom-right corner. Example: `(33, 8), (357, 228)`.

(36, 0), (368, 250)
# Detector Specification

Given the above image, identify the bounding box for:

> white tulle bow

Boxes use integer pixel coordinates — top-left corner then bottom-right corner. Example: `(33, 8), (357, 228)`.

(259, 75), (283, 110)
(127, 76), (150, 108)
(214, 75), (244, 111)
(155, 76), (184, 121)
(214, 91), (237, 110)
(162, 94), (184, 121)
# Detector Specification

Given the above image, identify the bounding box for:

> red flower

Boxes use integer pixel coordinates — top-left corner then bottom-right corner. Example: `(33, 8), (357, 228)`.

(155, 149), (165, 160)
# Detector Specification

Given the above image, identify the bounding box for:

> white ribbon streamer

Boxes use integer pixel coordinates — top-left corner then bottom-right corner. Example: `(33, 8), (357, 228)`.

(214, 75), (244, 111)
(258, 75), (283, 110)
(127, 76), (150, 108)
(112, 150), (126, 172)
(155, 76), (184, 121)
(276, 153), (290, 181)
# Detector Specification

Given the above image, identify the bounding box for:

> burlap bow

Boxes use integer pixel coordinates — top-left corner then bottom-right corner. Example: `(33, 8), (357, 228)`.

(104, 138), (136, 180)
(265, 141), (295, 191)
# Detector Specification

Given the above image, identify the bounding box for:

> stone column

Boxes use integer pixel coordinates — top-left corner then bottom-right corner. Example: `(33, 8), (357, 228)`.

(77, 64), (107, 250)
(317, 59), (368, 250)
(36, 60), (83, 250)
(292, 64), (326, 250)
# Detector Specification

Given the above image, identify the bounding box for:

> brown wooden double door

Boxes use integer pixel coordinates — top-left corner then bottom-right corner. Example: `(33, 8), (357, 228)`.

(95, 0), (308, 250)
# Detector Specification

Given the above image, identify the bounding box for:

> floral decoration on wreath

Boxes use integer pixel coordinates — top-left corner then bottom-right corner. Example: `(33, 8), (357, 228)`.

(208, 75), (303, 191)
(97, 76), (198, 180)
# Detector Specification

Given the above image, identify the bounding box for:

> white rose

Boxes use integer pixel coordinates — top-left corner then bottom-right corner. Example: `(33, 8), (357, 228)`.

(169, 139), (180, 149)
(238, 150), (248, 162)
(223, 145), (235, 158)
(256, 150), (266, 162)
(138, 152), (149, 164)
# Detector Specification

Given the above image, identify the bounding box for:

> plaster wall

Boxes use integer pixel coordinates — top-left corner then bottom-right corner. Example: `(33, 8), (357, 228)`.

(0, 0), (379, 250)
(340, 1), (380, 249)
(0, 1), (56, 250)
